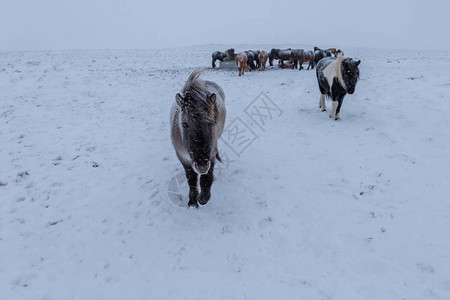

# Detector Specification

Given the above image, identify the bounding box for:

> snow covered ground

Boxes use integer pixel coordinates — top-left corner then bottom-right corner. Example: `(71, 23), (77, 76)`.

(1, 44), (450, 299)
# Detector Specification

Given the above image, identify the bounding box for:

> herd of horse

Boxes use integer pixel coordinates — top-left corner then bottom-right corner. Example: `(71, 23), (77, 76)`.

(171, 47), (361, 207)
(212, 47), (344, 75)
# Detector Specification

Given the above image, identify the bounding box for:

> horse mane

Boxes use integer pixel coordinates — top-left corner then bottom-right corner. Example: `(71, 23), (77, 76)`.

(180, 69), (219, 123)
(182, 69), (207, 95)
(323, 53), (346, 90)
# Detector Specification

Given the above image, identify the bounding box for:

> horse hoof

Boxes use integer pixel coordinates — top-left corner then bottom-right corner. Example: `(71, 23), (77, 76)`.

(322, 108), (327, 112)
(198, 198), (209, 205)
(198, 192), (211, 205)
(188, 200), (199, 208)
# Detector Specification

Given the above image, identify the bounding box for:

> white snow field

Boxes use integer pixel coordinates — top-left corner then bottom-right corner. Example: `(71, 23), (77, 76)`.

(1, 45), (450, 299)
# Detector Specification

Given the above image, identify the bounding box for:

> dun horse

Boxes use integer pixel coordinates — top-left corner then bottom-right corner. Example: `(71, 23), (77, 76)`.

(236, 52), (248, 76)
(316, 53), (360, 120)
(258, 50), (269, 70)
(170, 69), (226, 207)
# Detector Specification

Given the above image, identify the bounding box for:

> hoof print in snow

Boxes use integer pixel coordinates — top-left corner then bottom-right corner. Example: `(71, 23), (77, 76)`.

(18, 171), (30, 177)
(49, 220), (63, 226)
(92, 162), (99, 168)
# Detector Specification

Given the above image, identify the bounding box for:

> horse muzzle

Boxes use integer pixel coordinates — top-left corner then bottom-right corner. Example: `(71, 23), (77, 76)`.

(193, 161), (211, 175)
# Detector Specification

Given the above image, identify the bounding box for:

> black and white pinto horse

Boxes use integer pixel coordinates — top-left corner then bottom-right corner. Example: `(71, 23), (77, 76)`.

(316, 53), (360, 120)
(170, 69), (226, 207)
(268, 49), (293, 67)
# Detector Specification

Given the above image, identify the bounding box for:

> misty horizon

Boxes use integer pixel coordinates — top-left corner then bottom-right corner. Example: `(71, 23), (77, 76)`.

(1, 0), (449, 52)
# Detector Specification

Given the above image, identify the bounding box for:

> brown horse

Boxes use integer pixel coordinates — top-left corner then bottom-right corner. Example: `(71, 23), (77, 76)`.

(292, 49), (315, 70)
(258, 50), (269, 70)
(278, 59), (295, 69)
(235, 52), (248, 76)
(170, 69), (227, 207)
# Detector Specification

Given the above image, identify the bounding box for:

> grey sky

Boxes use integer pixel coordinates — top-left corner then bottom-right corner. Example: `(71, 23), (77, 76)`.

(1, 0), (448, 51)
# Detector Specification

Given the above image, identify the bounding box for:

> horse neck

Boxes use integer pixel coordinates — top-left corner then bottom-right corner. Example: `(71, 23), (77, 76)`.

(323, 58), (346, 90)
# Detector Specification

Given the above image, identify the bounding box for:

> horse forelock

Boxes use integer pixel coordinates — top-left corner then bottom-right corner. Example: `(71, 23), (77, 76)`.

(180, 90), (218, 124)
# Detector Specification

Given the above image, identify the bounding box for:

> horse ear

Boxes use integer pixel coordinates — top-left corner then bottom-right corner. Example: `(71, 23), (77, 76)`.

(208, 93), (216, 104)
(356, 60), (361, 66)
(176, 93), (184, 107)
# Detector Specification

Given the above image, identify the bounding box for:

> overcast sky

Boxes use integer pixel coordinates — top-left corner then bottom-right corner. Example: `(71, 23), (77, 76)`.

(1, 0), (449, 51)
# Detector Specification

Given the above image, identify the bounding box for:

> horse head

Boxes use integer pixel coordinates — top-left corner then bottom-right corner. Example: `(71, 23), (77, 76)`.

(341, 58), (361, 94)
(176, 92), (217, 175)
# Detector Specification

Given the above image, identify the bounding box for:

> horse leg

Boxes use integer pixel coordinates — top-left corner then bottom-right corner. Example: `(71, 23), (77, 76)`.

(212, 58), (216, 69)
(329, 100), (338, 119)
(319, 94), (326, 111)
(199, 161), (215, 205)
(335, 99), (344, 120)
(184, 165), (199, 207)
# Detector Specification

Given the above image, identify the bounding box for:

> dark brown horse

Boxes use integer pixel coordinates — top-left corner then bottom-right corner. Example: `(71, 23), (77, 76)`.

(170, 69), (226, 207)
(291, 49), (315, 70)
(268, 48), (293, 67)
(313, 47), (337, 67)
(278, 59), (295, 69)
(212, 48), (235, 68)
